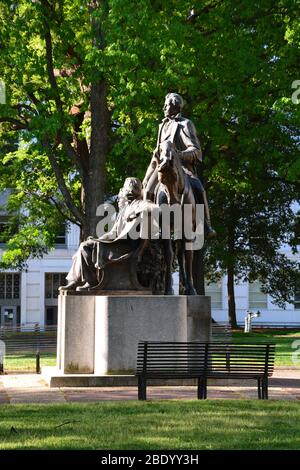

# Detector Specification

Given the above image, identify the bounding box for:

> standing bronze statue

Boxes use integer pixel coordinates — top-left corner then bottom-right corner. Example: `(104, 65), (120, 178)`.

(142, 93), (215, 295)
(143, 92), (215, 238)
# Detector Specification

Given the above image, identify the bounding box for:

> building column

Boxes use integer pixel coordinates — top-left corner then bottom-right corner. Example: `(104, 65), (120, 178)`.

(20, 271), (27, 326)
(39, 270), (45, 328)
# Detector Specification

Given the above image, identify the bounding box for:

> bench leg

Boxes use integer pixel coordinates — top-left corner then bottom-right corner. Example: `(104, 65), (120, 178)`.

(262, 377), (268, 400)
(201, 377), (207, 399)
(138, 376), (147, 400)
(257, 378), (262, 399)
(197, 377), (205, 399)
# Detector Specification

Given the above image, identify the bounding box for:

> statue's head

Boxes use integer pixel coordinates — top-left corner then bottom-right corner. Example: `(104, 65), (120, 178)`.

(119, 177), (142, 204)
(164, 93), (184, 118)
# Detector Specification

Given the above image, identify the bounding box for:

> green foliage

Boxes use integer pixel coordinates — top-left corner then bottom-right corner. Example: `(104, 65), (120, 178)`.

(205, 166), (299, 308)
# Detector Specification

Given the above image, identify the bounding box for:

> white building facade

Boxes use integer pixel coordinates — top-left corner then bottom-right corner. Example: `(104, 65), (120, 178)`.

(0, 223), (80, 328)
(205, 277), (300, 327)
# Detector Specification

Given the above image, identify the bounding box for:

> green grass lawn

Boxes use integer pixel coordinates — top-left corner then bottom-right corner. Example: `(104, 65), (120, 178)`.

(0, 401), (299, 450)
(232, 329), (300, 366)
(3, 353), (56, 372)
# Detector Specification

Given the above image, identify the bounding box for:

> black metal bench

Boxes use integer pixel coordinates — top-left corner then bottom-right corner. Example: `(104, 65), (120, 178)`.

(201, 342), (275, 399)
(136, 341), (207, 400)
(136, 341), (275, 400)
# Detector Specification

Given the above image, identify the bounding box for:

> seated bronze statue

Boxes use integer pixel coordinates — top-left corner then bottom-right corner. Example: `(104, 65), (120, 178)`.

(59, 178), (160, 293)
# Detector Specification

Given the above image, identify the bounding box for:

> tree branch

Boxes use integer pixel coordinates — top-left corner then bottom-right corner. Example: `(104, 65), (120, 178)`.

(48, 197), (81, 226)
(188, 1), (224, 21)
(24, 88), (43, 109)
(43, 21), (63, 113)
(11, 103), (37, 115)
(20, 189), (81, 227)
(42, 16), (86, 178)
(60, 134), (87, 179)
(43, 139), (84, 224)
(0, 117), (28, 130)
(68, 110), (89, 174)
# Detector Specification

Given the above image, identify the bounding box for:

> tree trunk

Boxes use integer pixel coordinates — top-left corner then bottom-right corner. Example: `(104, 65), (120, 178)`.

(82, 79), (110, 239)
(227, 222), (238, 328)
(80, 0), (110, 240)
(227, 263), (238, 328)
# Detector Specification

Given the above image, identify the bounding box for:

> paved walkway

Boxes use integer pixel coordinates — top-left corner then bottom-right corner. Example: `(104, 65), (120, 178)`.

(0, 368), (300, 404)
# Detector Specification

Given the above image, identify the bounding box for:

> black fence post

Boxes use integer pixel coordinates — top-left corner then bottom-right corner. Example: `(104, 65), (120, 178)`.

(36, 351), (41, 374)
(35, 322), (41, 374)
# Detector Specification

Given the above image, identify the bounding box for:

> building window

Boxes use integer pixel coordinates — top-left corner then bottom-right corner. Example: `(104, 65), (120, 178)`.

(46, 306), (58, 326)
(0, 273), (20, 299)
(249, 281), (268, 310)
(205, 281), (223, 309)
(45, 273), (67, 299)
(55, 224), (66, 246)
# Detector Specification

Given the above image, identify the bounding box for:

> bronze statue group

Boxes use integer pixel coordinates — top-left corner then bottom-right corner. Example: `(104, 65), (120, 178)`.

(60, 93), (215, 296)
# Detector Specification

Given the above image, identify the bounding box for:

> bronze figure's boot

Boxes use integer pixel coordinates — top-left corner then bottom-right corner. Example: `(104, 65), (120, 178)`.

(76, 281), (98, 291)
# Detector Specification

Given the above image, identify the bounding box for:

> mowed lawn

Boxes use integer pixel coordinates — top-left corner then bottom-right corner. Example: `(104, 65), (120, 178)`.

(0, 401), (300, 450)
(4, 353), (56, 372)
(232, 329), (300, 366)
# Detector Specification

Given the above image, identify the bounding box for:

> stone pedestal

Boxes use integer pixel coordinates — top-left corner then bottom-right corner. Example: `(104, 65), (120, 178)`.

(56, 293), (211, 375)
(57, 294), (95, 373)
